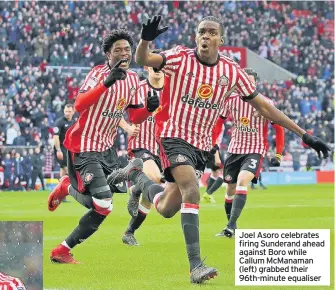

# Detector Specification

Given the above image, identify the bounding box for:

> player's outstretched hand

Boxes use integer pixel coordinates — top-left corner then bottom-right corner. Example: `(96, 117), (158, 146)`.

(141, 15), (169, 41)
(147, 90), (159, 112)
(270, 154), (281, 167)
(302, 133), (331, 159)
(104, 59), (127, 88)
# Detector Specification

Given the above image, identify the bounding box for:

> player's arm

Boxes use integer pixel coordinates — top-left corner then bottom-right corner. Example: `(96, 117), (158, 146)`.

(119, 117), (140, 137)
(269, 123), (285, 166)
(212, 116), (226, 147)
(236, 69), (330, 158)
(75, 60), (127, 112)
(135, 15), (168, 68)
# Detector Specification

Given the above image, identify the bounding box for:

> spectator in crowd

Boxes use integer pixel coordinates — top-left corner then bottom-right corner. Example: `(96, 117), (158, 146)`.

(13, 152), (24, 191)
(30, 147), (45, 191)
(21, 149), (32, 190)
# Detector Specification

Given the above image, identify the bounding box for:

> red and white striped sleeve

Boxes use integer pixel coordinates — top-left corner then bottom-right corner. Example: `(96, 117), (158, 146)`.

(156, 45), (184, 76)
(235, 67), (258, 101)
(79, 67), (101, 93)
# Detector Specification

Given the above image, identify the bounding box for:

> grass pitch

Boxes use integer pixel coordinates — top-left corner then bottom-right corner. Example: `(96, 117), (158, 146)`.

(0, 184), (333, 290)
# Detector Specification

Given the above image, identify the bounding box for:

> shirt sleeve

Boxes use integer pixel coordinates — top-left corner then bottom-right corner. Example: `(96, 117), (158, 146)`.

(220, 98), (230, 118)
(127, 76), (144, 109)
(53, 119), (61, 136)
(235, 67), (258, 101)
(155, 45), (184, 75)
(79, 68), (101, 93)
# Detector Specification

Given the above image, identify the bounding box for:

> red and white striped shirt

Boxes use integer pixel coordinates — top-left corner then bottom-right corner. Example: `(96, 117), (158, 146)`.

(0, 273), (26, 290)
(64, 64), (142, 153)
(158, 45), (257, 151)
(128, 79), (162, 156)
(221, 92), (274, 156)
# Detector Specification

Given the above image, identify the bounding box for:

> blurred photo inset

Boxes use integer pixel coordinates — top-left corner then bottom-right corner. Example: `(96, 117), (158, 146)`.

(0, 222), (42, 290)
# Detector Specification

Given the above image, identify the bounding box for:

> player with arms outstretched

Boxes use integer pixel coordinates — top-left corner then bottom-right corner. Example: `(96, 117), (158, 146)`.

(47, 29), (159, 264)
(108, 15), (330, 283)
(213, 68), (285, 237)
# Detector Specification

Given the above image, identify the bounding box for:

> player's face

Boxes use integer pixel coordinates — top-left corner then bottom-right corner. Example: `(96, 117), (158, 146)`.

(108, 39), (132, 70)
(64, 107), (74, 120)
(196, 21), (223, 60)
(147, 66), (164, 81)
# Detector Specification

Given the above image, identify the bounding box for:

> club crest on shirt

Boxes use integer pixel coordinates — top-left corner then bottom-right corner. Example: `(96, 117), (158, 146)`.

(197, 84), (213, 99)
(116, 98), (127, 110)
(218, 75), (229, 86)
(252, 110), (260, 117)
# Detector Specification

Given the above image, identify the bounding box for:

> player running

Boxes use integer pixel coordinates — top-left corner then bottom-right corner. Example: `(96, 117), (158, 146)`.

(108, 15), (330, 283)
(47, 29), (159, 264)
(213, 68), (285, 237)
(0, 272), (26, 290)
(121, 50), (165, 246)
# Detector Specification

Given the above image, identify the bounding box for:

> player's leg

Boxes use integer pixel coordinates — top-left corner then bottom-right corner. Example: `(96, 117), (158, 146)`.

(50, 155), (114, 264)
(224, 154), (263, 237)
(204, 151), (224, 202)
(123, 158), (161, 246)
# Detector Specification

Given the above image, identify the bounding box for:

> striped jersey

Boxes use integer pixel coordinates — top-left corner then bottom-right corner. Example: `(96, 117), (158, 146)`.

(128, 79), (163, 156)
(64, 64), (142, 153)
(0, 273), (26, 290)
(221, 92), (274, 156)
(158, 45), (257, 151)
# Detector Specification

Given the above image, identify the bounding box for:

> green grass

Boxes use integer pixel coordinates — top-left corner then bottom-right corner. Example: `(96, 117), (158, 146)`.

(0, 184), (334, 290)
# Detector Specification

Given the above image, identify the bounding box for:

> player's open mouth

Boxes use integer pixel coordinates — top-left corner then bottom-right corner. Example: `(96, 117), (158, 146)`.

(201, 43), (209, 50)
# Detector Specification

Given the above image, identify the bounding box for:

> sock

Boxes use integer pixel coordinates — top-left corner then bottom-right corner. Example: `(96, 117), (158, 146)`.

(131, 182), (143, 197)
(224, 194), (234, 221)
(125, 205), (149, 234)
(148, 184), (165, 203)
(69, 186), (93, 209)
(207, 175), (224, 195)
(61, 241), (71, 249)
(180, 203), (201, 271)
(65, 209), (106, 248)
(206, 175), (217, 193)
(227, 186), (247, 229)
(128, 170), (156, 197)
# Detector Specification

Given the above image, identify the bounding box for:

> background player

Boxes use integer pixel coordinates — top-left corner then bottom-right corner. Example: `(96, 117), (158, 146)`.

(53, 103), (75, 177)
(47, 29), (159, 264)
(213, 68), (285, 237)
(109, 15), (330, 284)
(0, 273), (26, 290)
(121, 51), (165, 246)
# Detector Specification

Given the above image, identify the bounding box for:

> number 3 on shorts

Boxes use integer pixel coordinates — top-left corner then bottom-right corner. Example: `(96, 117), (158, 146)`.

(249, 159), (258, 169)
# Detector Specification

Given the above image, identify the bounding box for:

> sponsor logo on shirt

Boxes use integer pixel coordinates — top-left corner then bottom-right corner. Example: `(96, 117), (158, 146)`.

(181, 94), (221, 110)
(234, 117), (259, 133)
(197, 84), (213, 99)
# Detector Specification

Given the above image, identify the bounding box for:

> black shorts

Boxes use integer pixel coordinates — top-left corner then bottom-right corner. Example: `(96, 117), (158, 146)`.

(130, 148), (163, 172)
(206, 151), (224, 171)
(54, 147), (67, 168)
(223, 153), (263, 184)
(67, 147), (120, 197)
(159, 137), (210, 183)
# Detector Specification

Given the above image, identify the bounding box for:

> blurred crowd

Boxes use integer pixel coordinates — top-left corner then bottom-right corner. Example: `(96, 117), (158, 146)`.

(0, 1), (333, 185)
(0, 222), (43, 290)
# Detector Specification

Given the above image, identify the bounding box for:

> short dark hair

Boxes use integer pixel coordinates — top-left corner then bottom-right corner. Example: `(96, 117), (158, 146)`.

(244, 68), (259, 82)
(101, 29), (134, 54)
(199, 16), (224, 36)
(65, 103), (74, 109)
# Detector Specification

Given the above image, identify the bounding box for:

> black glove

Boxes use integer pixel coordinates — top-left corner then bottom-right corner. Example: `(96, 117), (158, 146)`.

(210, 144), (219, 155)
(141, 15), (169, 41)
(103, 59), (127, 88)
(302, 133), (331, 159)
(270, 153), (282, 167)
(147, 90), (159, 112)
